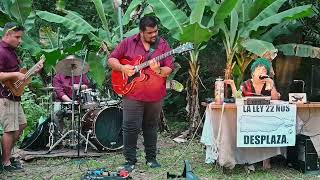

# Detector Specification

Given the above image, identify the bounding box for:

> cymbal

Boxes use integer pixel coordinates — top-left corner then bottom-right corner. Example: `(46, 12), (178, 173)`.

(55, 55), (90, 76)
(40, 86), (62, 91)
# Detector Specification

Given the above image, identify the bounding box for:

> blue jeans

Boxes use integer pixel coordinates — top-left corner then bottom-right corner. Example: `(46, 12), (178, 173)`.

(122, 97), (163, 163)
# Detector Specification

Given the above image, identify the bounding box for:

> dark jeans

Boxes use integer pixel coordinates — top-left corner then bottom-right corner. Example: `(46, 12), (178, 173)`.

(122, 97), (163, 164)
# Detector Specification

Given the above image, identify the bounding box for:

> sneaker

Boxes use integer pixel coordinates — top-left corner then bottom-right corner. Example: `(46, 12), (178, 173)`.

(119, 161), (135, 172)
(3, 164), (23, 172)
(146, 160), (161, 168)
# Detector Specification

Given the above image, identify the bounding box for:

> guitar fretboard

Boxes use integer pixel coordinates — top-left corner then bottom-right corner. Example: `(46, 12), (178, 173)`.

(25, 59), (44, 80)
(135, 50), (174, 71)
(14, 57), (44, 88)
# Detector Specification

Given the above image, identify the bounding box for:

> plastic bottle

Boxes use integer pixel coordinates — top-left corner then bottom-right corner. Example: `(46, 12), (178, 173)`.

(215, 77), (224, 104)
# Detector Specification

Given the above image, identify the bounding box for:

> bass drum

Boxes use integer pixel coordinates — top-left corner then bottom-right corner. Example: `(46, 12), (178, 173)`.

(82, 106), (123, 151)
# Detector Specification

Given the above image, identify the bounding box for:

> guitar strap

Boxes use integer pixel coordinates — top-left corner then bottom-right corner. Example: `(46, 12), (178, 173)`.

(147, 36), (160, 60)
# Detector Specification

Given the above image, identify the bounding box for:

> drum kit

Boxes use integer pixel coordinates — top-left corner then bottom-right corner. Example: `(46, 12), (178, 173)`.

(42, 55), (123, 153)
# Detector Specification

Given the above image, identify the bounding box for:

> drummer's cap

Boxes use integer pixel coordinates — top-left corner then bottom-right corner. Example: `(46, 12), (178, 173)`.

(3, 22), (25, 35)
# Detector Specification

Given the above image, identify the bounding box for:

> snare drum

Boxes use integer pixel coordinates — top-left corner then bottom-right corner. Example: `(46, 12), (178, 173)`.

(99, 100), (120, 107)
(81, 89), (99, 109)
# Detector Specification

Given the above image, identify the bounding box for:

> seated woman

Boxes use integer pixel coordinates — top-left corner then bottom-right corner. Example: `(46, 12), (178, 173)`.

(241, 58), (280, 99)
(226, 58), (281, 170)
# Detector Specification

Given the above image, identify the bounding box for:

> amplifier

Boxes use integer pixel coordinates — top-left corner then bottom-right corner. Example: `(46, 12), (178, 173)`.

(287, 134), (320, 174)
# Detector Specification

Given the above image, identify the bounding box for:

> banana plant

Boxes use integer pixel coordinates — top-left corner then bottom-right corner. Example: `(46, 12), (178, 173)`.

(218, 0), (313, 87)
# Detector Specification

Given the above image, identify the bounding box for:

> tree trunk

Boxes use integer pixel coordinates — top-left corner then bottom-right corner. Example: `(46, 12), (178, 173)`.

(224, 62), (233, 80)
(158, 109), (170, 132)
(187, 61), (201, 134)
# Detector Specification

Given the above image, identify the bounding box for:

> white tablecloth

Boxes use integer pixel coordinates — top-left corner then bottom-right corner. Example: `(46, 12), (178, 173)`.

(201, 102), (320, 169)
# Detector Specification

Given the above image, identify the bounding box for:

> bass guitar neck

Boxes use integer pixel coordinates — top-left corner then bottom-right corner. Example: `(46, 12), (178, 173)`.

(1, 55), (45, 97)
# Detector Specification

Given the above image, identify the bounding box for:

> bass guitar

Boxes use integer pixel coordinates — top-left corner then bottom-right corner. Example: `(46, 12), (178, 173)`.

(1, 55), (45, 96)
(111, 43), (193, 95)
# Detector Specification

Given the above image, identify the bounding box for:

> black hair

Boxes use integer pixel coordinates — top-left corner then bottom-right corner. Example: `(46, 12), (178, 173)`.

(3, 22), (25, 34)
(139, 16), (159, 31)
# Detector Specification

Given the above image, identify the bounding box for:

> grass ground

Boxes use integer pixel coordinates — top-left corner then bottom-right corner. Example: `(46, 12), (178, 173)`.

(0, 132), (317, 180)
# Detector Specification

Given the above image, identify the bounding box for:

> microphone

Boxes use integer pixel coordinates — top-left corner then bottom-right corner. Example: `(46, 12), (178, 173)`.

(259, 75), (269, 80)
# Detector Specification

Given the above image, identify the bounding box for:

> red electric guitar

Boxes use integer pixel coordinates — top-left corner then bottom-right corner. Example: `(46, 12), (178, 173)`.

(111, 43), (193, 95)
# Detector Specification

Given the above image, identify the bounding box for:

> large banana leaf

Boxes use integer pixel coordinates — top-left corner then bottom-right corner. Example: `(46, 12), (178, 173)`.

(241, 39), (276, 57)
(0, 9), (12, 26)
(190, 0), (206, 24)
(220, 23), (231, 54)
(65, 11), (96, 33)
(87, 52), (106, 89)
(229, 9), (239, 49)
(24, 11), (36, 32)
(1, 0), (14, 18)
(260, 21), (301, 42)
(186, 0), (213, 10)
(21, 34), (42, 56)
(124, 27), (139, 38)
(147, 0), (188, 40)
(249, 0), (286, 24)
(92, 0), (111, 41)
(235, 0), (252, 24)
(180, 23), (213, 45)
(276, 44), (320, 59)
(9, 0), (32, 24)
(248, 0), (276, 20)
(212, 0), (238, 28)
(36, 11), (94, 34)
(36, 10), (100, 43)
(241, 5), (312, 37)
(122, 0), (143, 26)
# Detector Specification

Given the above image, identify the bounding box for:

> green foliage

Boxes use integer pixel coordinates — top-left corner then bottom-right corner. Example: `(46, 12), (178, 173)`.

(1, 0), (32, 24)
(0, 0), (318, 134)
(87, 52), (107, 89)
(276, 43), (320, 58)
(180, 23), (213, 44)
(20, 88), (48, 139)
(241, 39), (277, 57)
(148, 0), (188, 40)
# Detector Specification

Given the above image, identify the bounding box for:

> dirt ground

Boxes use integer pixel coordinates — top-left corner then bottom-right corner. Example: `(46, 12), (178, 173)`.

(0, 134), (312, 180)
(1, 135), (183, 180)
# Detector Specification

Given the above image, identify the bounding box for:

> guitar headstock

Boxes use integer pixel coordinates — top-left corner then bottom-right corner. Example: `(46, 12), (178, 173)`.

(172, 42), (193, 55)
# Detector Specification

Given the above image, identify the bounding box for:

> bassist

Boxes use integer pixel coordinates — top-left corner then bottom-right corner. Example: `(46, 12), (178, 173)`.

(0, 22), (43, 171)
(108, 16), (174, 171)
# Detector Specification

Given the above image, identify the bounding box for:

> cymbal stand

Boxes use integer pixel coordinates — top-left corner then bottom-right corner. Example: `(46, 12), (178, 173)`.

(47, 60), (97, 154)
(76, 49), (92, 155)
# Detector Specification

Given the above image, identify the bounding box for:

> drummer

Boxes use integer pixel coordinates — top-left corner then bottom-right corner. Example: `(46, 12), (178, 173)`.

(52, 55), (91, 132)
(53, 55), (90, 102)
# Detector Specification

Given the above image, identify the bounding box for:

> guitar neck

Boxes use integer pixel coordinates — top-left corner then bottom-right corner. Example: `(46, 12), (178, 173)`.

(135, 50), (173, 71)
(24, 59), (43, 79)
